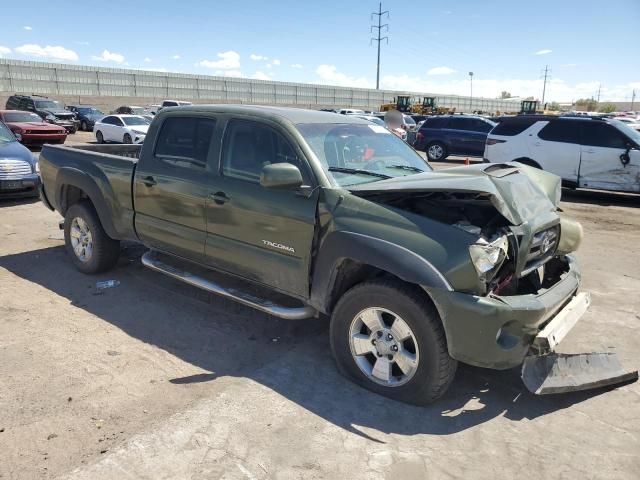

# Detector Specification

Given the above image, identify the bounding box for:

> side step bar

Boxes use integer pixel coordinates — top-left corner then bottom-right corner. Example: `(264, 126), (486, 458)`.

(141, 251), (317, 320)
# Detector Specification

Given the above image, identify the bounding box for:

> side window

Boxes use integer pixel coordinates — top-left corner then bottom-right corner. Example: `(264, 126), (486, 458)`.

(581, 123), (628, 149)
(424, 117), (448, 129)
(451, 118), (477, 131)
(155, 116), (217, 167)
(538, 121), (581, 144)
(472, 119), (493, 132)
(222, 120), (303, 183)
(101, 116), (112, 125)
(113, 117), (124, 126)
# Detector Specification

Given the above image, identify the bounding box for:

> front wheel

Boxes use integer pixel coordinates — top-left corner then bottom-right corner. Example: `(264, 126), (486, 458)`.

(330, 279), (457, 405)
(64, 202), (120, 274)
(81, 120), (88, 131)
(123, 133), (132, 144)
(96, 131), (104, 144)
(426, 142), (447, 161)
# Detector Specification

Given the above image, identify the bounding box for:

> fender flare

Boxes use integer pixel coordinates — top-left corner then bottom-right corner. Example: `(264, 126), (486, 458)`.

(55, 167), (120, 239)
(309, 231), (452, 313)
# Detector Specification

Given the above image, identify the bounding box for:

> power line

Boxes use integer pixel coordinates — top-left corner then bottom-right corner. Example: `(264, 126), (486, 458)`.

(540, 65), (551, 105)
(370, 2), (389, 90)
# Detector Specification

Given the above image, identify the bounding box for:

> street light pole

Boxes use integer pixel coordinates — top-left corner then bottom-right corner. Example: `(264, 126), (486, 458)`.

(469, 72), (474, 112)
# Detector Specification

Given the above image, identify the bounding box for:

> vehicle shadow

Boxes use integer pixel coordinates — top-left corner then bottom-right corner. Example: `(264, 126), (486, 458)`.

(0, 245), (615, 439)
(0, 197), (40, 208)
(561, 188), (640, 208)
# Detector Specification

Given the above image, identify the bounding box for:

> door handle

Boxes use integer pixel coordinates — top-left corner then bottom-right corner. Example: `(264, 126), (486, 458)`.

(142, 176), (157, 187)
(534, 142), (541, 146)
(210, 191), (230, 205)
(585, 149), (595, 154)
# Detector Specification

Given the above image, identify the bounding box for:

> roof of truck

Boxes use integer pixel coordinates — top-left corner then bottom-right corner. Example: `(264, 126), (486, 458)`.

(161, 104), (369, 125)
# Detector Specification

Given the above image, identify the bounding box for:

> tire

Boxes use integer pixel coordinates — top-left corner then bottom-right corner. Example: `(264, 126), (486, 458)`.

(330, 279), (457, 405)
(81, 120), (88, 131)
(96, 131), (104, 144)
(123, 133), (132, 144)
(426, 141), (447, 161)
(64, 201), (120, 274)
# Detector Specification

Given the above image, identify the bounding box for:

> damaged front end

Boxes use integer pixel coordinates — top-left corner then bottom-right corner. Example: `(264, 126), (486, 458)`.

(348, 163), (638, 395)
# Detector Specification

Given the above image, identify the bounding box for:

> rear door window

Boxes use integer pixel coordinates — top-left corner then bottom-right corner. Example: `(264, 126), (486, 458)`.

(491, 118), (538, 136)
(538, 120), (582, 144)
(580, 123), (628, 149)
(423, 117), (449, 129)
(155, 116), (217, 168)
(450, 118), (477, 131)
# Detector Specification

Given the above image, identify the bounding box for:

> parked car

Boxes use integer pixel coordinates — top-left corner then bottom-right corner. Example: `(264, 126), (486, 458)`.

(0, 120), (40, 197)
(67, 105), (105, 132)
(113, 105), (146, 115)
(37, 105), (636, 404)
(146, 104), (161, 115)
(414, 115), (496, 161)
(0, 110), (67, 146)
(484, 115), (640, 193)
(5, 94), (79, 133)
(339, 109), (365, 115)
(158, 100), (193, 111)
(614, 116), (640, 131)
(355, 115), (385, 126)
(93, 115), (150, 144)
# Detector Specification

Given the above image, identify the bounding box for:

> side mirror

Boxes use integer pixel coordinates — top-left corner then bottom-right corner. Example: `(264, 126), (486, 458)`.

(14, 133), (22, 142)
(260, 163), (303, 190)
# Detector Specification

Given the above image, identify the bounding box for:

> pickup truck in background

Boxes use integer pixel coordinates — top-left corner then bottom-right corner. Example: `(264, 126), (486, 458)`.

(38, 105), (637, 404)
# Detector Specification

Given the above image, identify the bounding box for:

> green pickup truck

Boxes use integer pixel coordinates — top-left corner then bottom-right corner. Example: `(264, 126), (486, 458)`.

(38, 105), (637, 404)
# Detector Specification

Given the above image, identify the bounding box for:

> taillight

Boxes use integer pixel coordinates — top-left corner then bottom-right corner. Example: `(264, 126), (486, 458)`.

(486, 138), (506, 146)
(416, 132), (424, 142)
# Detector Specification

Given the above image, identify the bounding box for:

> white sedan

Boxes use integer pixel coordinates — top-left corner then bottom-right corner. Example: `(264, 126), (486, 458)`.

(93, 115), (150, 144)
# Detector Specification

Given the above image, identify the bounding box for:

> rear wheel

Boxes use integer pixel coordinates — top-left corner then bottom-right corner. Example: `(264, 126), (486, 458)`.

(330, 279), (457, 405)
(96, 131), (104, 144)
(426, 141), (447, 161)
(64, 202), (120, 274)
(123, 133), (132, 144)
(81, 120), (88, 131)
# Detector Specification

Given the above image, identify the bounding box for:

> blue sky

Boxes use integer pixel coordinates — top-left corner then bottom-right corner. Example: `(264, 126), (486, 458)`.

(1, 0), (638, 101)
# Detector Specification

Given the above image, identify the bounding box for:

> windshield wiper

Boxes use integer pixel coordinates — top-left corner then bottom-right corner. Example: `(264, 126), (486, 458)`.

(328, 167), (391, 179)
(386, 165), (425, 173)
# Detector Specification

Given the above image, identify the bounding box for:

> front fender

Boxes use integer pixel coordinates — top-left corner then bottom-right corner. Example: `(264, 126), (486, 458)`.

(309, 230), (452, 313)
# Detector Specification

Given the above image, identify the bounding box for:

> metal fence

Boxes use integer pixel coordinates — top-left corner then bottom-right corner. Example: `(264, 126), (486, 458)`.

(0, 59), (522, 113)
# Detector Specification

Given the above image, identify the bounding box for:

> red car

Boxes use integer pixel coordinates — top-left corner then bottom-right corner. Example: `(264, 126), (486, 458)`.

(0, 110), (67, 146)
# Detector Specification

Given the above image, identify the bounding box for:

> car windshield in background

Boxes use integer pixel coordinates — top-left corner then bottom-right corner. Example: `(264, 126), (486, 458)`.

(77, 107), (103, 115)
(35, 100), (63, 110)
(4, 112), (43, 122)
(297, 123), (432, 186)
(0, 122), (16, 142)
(122, 116), (148, 126)
(610, 119), (640, 144)
(130, 107), (145, 115)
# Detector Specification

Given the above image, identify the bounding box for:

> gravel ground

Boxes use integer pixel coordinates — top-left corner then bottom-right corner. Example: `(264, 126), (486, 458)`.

(0, 134), (638, 479)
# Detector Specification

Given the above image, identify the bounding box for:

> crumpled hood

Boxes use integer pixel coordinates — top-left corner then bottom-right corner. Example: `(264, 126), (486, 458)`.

(348, 162), (561, 226)
(42, 109), (74, 118)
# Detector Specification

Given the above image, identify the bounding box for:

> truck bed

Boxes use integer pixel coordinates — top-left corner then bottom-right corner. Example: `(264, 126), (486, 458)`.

(39, 143), (142, 241)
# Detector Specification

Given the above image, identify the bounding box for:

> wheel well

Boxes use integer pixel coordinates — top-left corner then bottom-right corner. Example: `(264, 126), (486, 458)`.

(326, 259), (435, 314)
(513, 157), (542, 169)
(60, 184), (93, 215)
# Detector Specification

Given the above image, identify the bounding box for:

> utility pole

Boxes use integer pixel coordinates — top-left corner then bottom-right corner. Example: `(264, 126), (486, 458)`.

(468, 72), (474, 112)
(596, 84), (601, 103)
(632, 89), (636, 111)
(371, 3), (389, 90)
(541, 65), (551, 106)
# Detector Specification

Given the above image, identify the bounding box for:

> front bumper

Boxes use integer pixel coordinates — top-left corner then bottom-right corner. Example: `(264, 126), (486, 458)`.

(0, 173), (41, 197)
(21, 133), (67, 145)
(427, 255), (584, 369)
(49, 119), (79, 133)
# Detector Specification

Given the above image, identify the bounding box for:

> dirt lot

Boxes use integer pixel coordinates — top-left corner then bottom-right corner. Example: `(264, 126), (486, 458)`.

(0, 136), (639, 479)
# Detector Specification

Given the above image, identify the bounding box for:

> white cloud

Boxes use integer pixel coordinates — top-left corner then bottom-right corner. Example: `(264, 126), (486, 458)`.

(198, 50), (241, 70)
(315, 64), (373, 88)
(15, 44), (78, 61)
(171, 54), (181, 60)
(266, 63), (272, 69)
(534, 49), (552, 55)
(23, 26), (32, 31)
(0, 46), (11, 57)
(290, 63), (303, 69)
(272, 59), (281, 66)
(427, 66), (456, 75)
(143, 57), (151, 63)
(91, 49), (125, 63)
(252, 71), (271, 80)
(250, 54), (267, 61)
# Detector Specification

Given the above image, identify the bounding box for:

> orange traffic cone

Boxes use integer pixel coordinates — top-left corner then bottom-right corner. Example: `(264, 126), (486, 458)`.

(465, 157), (470, 165)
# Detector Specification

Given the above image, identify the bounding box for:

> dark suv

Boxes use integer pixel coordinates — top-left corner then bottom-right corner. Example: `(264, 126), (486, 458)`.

(414, 115), (496, 161)
(6, 94), (79, 133)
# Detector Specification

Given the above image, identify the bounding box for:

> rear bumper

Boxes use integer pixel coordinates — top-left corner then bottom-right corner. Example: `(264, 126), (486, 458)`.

(427, 255), (585, 369)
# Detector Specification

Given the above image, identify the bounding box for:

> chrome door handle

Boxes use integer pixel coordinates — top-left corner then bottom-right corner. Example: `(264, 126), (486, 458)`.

(142, 176), (156, 187)
(210, 191), (230, 205)
(585, 149), (595, 153)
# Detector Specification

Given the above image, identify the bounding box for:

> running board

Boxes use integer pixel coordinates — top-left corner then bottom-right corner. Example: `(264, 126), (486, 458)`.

(141, 251), (317, 320)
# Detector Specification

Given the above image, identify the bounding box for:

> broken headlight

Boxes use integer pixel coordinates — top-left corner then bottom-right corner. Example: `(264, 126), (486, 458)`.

(469, 235), (509, 280)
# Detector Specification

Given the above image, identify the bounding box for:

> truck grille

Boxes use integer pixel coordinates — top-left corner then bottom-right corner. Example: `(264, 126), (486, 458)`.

(0, 159), (32, 179)
(522, 225), (560, 275)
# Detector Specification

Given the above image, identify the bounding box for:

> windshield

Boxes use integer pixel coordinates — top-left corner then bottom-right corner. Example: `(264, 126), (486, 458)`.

(76, 107), (104, 115)
(130, 107), (145, 115)
(0, 122), (16, 142)
(122, 116), (149, 126)
(297, 123), (432, 186)
(610, 119), (640, 144)
(3, 112), (43, 123)
(35, 100), (64, 110)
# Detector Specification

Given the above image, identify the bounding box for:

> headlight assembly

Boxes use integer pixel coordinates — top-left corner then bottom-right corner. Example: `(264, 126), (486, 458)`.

(469, 235), (509, 279)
